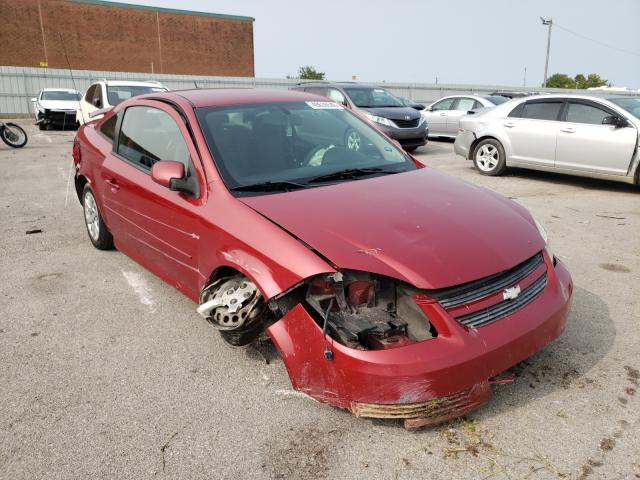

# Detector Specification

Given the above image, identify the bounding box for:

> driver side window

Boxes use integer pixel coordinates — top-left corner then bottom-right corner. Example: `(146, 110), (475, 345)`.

(84, 85), (97, 104)
(117, 106), (191, 173)
(327, 88), (347, 106)
(92, 85), (103, 108)
(431, 98), (455, 111)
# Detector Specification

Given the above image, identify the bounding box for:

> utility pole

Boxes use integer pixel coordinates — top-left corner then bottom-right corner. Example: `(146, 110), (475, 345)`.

(523, 67), (527, 88)
(540, 17), (553, 87)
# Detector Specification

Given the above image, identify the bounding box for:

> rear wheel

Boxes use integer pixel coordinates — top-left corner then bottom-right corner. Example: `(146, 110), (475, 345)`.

(404, 146), (418, 153)
(473, 138), (507, 176)
(82, 185), (114, 250)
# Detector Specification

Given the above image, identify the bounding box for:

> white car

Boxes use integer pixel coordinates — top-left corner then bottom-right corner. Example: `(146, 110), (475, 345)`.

(31, 88), (81, 130)
(454, 94), (640, 185)
(76, 80), (168, 125)
(421, 95), (510, 138)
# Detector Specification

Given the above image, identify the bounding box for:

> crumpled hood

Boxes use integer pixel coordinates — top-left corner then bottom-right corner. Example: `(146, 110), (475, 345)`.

(38, 100), (78, 111)
(239, 168), (544, 289)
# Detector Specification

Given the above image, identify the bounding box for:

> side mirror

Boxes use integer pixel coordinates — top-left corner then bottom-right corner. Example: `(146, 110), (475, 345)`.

(88, 107), (112, 119)
(151, 161), (185, 189)
(413, 103), (426, 111)
(150, 160), (198, 196)
(30, 97), (37, 103)
(602, 115), (628, 127)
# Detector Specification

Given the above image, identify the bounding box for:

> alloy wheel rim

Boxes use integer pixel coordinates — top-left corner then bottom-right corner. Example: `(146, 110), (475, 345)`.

(346, 131), (361, 151)
(476, 144), (499, 171)
(84, 192), (100, 241)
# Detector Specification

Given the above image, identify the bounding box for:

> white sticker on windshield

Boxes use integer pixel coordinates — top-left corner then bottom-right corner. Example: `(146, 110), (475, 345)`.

(373, 89), (385, 93)
(306, 101), (343, 110)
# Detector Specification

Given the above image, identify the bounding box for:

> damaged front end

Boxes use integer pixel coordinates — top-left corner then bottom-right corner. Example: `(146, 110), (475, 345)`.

(197, 257), (572, 430)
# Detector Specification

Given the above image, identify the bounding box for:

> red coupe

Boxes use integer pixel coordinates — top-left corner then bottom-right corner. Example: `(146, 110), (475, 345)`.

(72, 89), (573, 429)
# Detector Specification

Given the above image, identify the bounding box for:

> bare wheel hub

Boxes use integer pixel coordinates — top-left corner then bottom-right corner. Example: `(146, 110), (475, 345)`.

(197, 276), (262, 330)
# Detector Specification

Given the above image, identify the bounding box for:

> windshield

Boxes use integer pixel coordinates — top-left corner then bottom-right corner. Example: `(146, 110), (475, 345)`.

(41, 91), (80, 101)
(106, 85), (166, 106)
(483, 95), (509, 105)
(608, 97), (640, 119)
(196, 101), (416, 195)
(343, 87), (404, 108)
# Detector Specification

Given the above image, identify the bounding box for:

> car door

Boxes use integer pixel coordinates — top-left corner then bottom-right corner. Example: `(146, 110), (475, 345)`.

(447, 97), (477, 135)
(100, 101), (205, 296)
(423, 97), (456, 136)
(503, 99), (564, 167)
(555, 100), (637, 175)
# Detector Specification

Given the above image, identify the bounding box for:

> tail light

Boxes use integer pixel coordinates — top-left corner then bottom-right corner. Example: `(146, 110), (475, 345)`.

(72, 139), (81, 165)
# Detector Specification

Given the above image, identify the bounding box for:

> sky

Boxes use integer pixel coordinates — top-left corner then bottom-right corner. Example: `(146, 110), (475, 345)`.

(111, 0), (640, 89)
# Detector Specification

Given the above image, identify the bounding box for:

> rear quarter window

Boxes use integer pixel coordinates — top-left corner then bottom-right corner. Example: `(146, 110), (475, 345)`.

(98, 114), (117, 141)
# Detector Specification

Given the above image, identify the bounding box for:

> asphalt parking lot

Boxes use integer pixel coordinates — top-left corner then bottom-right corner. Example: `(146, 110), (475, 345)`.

(1, 120), (638, 480)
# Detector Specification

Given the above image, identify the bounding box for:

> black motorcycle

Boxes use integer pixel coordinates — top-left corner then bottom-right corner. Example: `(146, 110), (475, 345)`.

(0, 121), (28, 148)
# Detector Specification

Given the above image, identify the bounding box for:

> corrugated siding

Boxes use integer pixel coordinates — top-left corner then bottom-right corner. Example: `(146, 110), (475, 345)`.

(1, 65), (636, 116)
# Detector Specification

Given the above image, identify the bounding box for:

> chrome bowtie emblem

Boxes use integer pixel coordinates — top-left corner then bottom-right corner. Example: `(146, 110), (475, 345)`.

(503, 285), (521, 301)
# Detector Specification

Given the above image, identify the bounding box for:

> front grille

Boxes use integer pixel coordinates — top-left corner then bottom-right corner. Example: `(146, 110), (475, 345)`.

(393, 118), (420, 128)
(430, 252), (544, 310)
(455, 272), (548, 328)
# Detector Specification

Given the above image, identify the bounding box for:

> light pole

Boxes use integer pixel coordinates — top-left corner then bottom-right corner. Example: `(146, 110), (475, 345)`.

(540, 17), (553, 87)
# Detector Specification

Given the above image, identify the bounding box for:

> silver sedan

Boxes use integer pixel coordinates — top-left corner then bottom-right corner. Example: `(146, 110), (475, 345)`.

(454, 95), (640, 185)
(421, 95), (509, 138)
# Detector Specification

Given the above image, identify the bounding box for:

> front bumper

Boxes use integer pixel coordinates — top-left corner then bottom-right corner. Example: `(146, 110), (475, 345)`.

(379, 123), (428, 148)
(267, 256), (572, 426)
(454, 130), (475, 159)
(37, 110), (78, 127)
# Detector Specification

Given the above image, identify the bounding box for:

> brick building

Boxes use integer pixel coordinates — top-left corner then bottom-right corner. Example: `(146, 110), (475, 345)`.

(0, 0), (254, 76)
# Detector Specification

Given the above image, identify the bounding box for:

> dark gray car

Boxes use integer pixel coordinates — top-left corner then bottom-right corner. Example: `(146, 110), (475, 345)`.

(290, 82), (427, 151)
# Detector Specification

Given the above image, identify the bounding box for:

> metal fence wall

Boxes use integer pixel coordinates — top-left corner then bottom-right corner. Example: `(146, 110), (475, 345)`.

(1, 65), (637, 116)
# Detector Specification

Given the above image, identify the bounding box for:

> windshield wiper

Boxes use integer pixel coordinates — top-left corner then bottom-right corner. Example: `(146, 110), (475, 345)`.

(230, 180), (309, 193)
(307, 167), (394, 184)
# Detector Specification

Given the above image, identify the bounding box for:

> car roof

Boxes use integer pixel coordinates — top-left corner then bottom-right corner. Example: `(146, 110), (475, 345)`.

(172, 88), (329, 108)
(512, 93), (616, 102)
(102, 80), (165, 87)
(41, 88), (79, 93)
(293, 82), (383, 88)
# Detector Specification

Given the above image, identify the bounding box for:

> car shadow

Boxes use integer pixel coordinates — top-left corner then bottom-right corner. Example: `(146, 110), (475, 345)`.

(506, 167), (638, 193)
(484, 285), (615, 416)
(428, 137), (455, 144)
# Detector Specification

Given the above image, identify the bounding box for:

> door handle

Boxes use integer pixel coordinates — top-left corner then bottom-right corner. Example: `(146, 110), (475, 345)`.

(439, 113), (446, 116)
(560, 127), (575, 133)
(105, 178), (120, 191)
(503, 122), (515, 128)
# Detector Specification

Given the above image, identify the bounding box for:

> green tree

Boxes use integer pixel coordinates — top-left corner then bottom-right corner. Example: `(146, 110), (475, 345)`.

(583, 73), (608, 88)
(545, 73), (576, 88)
(298, 66), (325, 80)
(546, 72), (609, 89)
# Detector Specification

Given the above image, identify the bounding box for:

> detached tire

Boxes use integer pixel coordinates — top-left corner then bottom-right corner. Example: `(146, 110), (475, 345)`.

(82, 185), (114, 250)
(473, 138), (507, 176)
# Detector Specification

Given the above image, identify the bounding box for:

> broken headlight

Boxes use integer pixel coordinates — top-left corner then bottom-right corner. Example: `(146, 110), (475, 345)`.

(304, 271), (435, 350)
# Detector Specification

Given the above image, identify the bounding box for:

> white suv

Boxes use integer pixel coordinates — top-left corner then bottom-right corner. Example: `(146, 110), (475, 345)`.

(76, 80), (168, 125)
